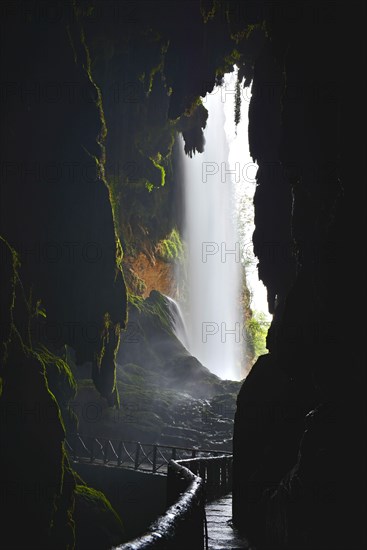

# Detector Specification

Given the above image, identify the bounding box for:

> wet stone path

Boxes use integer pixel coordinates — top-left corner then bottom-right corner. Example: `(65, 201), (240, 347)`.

(205, 494), (253, 550)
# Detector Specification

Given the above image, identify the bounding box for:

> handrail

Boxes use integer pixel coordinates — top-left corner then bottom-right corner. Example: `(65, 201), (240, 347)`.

(68, 433), (231, 454)
(66, 433), (231, 473)
(113, 460), (205, 550)
(111, 454), (233, 550)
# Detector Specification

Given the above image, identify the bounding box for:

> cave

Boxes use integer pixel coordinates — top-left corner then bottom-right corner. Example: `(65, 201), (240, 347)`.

(0, 1), (365, 549)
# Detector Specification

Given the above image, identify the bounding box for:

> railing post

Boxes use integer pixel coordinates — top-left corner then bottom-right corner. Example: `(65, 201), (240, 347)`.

(220, 457), (227, 494)
(171, 447), (176, 460)
(206, 460), (213, 500)
(103, 440), (109, 464)
(228, 457), (233, 490)
(72, 433), (77, 461)
(191, 449), (197, 459)
(189, 460), (198, 475)
(152, 445), (157, 473)
(134, 442), (141, 470)
(166, 460), (176, 507)
(117, 441), (123, 467)
(199, 460), (206, 483)
(90, 438), (94, 463)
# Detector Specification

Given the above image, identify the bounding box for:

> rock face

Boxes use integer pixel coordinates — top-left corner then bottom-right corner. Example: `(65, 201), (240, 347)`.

(0, 238), (75, 548)
(74, 485), (125, 550)
(233, 2), (366, 549)
(124, 252), (176, 298)
(0, 5), (126, 548)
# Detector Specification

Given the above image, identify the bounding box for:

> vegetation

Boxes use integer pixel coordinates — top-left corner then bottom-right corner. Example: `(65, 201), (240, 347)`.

(156, 228), (184, 262)
(0, 236), (76, 548)
(107, 175), (122, 233)
(74, 485), (125, 549)
(149, 154), (166, 187)
(38, 345), (78, 433)
(127, 289), (176, 334)
(201, 0), (220, 23)
(234, 72), (242, 128)
(216, 48), (242, 79)
(246, 311), (270, 358)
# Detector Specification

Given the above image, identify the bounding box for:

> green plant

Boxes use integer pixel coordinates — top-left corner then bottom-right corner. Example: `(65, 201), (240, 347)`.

(246, 311), (270, 358)
(156, 227), (183, 262)
(150, 153), (166, 187)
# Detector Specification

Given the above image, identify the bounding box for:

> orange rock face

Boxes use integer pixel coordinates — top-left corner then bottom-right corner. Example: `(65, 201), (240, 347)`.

(124, 252), (178, 299)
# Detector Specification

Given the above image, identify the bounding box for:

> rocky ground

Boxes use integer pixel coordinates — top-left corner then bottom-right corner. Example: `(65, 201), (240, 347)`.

(72, 291), (242, 452)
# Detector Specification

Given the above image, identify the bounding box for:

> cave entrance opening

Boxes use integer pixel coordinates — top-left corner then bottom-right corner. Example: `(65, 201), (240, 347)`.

(176, 67), (270, 381)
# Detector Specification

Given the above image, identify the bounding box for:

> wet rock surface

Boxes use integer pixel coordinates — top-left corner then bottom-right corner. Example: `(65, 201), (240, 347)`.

(73, 291), (240, 451)
(206, 494), (253, 550)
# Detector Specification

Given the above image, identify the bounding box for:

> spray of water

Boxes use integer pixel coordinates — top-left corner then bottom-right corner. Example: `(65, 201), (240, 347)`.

(164, 294), (190, 350)
(178, 86), (244, 380)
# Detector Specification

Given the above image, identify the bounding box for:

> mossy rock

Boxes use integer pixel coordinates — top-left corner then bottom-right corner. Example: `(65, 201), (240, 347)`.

(74, 485), (126, 549)
(156, 228), (183, 262)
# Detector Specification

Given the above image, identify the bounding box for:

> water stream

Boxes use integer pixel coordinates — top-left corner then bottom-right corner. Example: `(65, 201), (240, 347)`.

(178, 85), (244, 380)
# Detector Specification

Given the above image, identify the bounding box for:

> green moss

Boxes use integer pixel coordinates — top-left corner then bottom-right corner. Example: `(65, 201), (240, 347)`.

(183, 95), (204, 117)
(150, 154), (166, 187)
(1, 235), (76, 547)
(107, 175), (121, 231)
(147, 61), (163, 95)
(79, 27), (107, 180)
(125, 290), (177, 342)
(231, 21), (266, 43)
(48, 453), (76, 548)
(93, 312), (121, 408)
(216, 48), (243, 79)
(127, 293), (145, 311)
(73, 1), (126, 280)
(37, 345), (78, 432)
(201, 0), (220, 22)
(75, 485), (123, 527)
(38, 346), (77, 398)
(156, 227), (183, 262)
(69, 16), (127, 407)
(74, 485), (125, 549)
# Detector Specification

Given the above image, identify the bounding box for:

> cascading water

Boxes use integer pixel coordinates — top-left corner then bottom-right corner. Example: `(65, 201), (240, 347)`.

(178, 81), (245, 381)
(164, 294), (190, 350)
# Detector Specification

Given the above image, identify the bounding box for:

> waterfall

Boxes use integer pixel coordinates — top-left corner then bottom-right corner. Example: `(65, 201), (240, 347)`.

(178, 85), (244, 380)
(164, 294), (190, 350)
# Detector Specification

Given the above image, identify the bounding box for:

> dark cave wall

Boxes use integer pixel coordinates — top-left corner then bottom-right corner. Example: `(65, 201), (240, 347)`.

(73, 463), (167, 540)
(0, 2), (127, 399)
(233, 1), (366, 549)
(0, 2), (127, 548)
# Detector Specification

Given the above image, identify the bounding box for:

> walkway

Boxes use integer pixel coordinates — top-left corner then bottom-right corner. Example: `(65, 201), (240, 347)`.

(206, 494), (253, 550)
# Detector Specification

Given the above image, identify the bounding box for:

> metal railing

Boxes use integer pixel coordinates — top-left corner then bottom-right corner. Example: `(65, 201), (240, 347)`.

(113, 454), (233, 549)
(113, 459), (206, 549)
(172, 454), (232, 501)
(66, 433), (231, 474)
